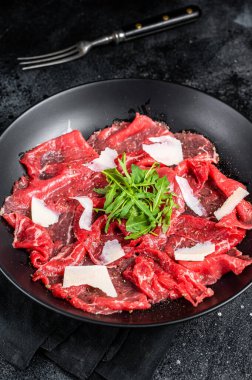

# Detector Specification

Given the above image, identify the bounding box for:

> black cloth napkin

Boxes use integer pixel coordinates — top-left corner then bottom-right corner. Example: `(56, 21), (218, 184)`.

(0, 272), (180, 380)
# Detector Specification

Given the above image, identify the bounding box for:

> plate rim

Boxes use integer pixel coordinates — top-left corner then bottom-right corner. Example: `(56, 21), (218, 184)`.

(0, 78), (251, 327)
(1, 264), (251, 328)
(1, 78), (252, 145)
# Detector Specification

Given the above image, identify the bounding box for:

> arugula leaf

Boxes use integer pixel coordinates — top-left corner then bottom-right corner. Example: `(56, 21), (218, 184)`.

(153, 177), (170, 211)
(126, 213), (149, 233)
(117, 153), (132, 183)
(131, 164), (145, 184)
(94, 187), (107, 195)
(144, 162), (159, 180)
(119, 199), (134, 218)
(135, 192), (155, 200)
(104, 183), (117, 208)
(125, 225), (154, 240)
(133, 198), (155, 221)
(104, 169), (129, 189)
(105, 191), (126, 214)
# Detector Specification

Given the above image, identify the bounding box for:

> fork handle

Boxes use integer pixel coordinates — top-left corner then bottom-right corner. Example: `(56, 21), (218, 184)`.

(115, 5), (201, 42)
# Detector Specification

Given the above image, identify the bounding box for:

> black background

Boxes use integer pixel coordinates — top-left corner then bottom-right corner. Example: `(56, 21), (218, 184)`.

(0, 0), (251, 379)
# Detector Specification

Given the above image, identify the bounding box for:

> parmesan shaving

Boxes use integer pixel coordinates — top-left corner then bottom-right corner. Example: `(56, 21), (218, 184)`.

(71, 196), (93, 230)
(143, 136), (183, 166)
(149, 135), (174, 143)
(31, 197), (59, 227)
(100, 239), (125, 265)
(85, 147), (118, 172)
(174, 242), (215, 261)
(214, 187), (249, 221)
(63, 265), (117, 297)
(176, 175), (206, 216)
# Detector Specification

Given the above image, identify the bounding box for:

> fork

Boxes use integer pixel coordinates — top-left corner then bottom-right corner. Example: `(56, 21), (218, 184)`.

(18, 5), (201, 70)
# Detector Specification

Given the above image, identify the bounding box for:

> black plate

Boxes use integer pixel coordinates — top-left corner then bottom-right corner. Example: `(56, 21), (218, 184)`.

(0, 79), (251, 327)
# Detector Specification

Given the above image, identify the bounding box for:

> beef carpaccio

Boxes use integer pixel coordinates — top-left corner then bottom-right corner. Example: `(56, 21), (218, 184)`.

(1, 113), (252, 315)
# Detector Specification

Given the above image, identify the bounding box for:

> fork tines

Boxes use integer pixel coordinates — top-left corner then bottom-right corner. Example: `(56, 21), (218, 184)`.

(18, 44), (82, 70)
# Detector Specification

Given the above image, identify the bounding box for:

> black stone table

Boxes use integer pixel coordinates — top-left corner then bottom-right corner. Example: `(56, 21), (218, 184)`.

(0, 0), (251, 378)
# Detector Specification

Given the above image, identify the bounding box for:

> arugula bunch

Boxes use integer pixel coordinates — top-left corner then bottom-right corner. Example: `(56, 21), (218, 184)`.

(95, 153), (177, 240)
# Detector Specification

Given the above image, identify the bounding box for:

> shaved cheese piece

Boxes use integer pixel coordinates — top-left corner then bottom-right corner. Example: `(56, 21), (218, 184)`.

(174, 242), (215, 261)
(100, 239), (125, 265)
(31, 197), (59, 227)
(85, 148), (118, 172)
(63, 265), (117, 297)
(149, 135), (174, 143)
(143, 136), (183, 166)
(71, 196), (93, 230)
(176, 175), (206, 216)
(214, 187), (249, 221)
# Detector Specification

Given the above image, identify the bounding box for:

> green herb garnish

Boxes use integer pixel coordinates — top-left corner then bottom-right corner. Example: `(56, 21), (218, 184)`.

(95, 153), (177, 240)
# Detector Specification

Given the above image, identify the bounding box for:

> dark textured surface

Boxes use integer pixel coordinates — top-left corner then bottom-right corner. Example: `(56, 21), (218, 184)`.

(0, 0), (252, 379)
